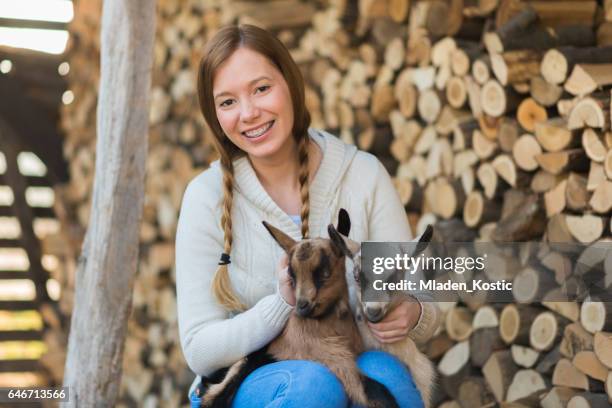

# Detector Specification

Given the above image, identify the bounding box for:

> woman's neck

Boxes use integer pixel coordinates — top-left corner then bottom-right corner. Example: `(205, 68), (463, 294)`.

(249, 140), (301, 193)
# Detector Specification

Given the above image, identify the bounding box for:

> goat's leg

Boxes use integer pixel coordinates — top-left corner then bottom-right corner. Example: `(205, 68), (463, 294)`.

(201, 348), (275, 408)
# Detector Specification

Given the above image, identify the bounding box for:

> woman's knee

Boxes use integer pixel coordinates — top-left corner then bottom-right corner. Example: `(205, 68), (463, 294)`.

(357, 350), (407, 377)
(356, 351), (424, 408)
(233, 360), (348, 408)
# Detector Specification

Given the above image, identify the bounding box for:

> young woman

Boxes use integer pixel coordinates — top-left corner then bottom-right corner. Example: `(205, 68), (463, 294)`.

(175, 24), (440, 408)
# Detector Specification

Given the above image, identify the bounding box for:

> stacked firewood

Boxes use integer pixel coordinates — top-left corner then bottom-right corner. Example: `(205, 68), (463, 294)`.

(53, 0), (612, 406)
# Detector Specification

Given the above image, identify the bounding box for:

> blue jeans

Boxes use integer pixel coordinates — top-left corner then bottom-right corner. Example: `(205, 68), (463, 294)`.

(190, 350), (424, 408)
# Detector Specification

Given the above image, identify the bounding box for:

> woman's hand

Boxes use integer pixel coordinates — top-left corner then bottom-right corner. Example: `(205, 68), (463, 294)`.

(277, 254), (296, 306)
(367, 299), (421, 344)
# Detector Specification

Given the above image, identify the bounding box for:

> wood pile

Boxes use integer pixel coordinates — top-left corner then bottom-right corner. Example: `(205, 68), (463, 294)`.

(54, 0), (611, 407)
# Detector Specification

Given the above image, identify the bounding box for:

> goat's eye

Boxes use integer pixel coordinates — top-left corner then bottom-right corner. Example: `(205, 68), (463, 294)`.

(323, 269), (331, 279)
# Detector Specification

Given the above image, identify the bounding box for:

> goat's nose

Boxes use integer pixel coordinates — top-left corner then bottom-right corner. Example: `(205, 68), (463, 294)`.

(296, 299), (312, 317)
(365, 307), (385, 323)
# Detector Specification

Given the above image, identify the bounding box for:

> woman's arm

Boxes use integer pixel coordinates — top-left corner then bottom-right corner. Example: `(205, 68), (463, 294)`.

(175, 175), (293, 376)
(366, 159), (441, 344)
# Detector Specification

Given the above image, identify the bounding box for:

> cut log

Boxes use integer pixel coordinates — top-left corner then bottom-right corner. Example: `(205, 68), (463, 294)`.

(541, 46), (612, 85)
(490, 50), (542, 86)
(472, 56), (491, 84)
(535, 149), (589, 175)
(511, 345), (540, 369)
(587, 162), (606, 191)
(483, 350), (519, 402)
(388, 0), (410, 23)
(453, 150), (478, 177)
(457, 376), (496, 408)
(493, 153), (525, 187)
(565, 64), (612, 96)
(460, 167), (475, 195)
(470, 327), (506, 367)
(506, 369), (548, 402)
(605, 150), (612, 179)
(473, 305), (499, 329)
(500, 304), (541, 345)
(580, 301), (612, 334)
(541, 251), (573, 285)
(498, 117), (520, 152)
(552, 358), (590, 391)
(465, 75), (483, 117)
(446, 306), (474, 342)
(513, 266), (557, 304)
(593, 332), (612, 369)
(573, 351), (609, 382)
(513, 134), (542, 171)
(452, 119), (478, 151)
(535, 118), (576, 152)
(438, 340), (471, 399)
(395, 75), (418, 118)
(435, 106), (472, 136)
(582, 128), (608, 162)
(450, 45), (478, 77)
(566, 173), (589, 211)
(477, 162), (500, 199)
(481, 79), (521, 117)
(567, 393), (611, 408)
(537, 346), (563, 376)
(566, 214), (604, 244)
(479, 114), (503, 140)
(516, 97), (547, 133)
(417, 88), (442, 123)
(464, 190), (501, 227)
(544, 180), (567, 217)
(530, 311), (566, 351)
(558, 96), (581, 119)
(531, 75), (564, 107)
(474, 129), (498, 159)
(547, 214), (576, 243)
(560, 322), (594, 359)
(492, 193), (546, 241)
(532, 170), (562, 193)
(541, 387), (580, 408)
(567, 93), (611, 130)
(446, 76), (467, 109)
(589, 180), (612, 214)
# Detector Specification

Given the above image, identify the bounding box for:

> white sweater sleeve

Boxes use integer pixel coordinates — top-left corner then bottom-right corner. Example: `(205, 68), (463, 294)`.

(175, 177), (293, 377)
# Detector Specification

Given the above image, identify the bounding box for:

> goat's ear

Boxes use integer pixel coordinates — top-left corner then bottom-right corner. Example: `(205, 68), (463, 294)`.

(336, 208), (351, 236)
(328, 224), (353, 258)
(262, 221), (296, 253)
(413, 224), (434, 256)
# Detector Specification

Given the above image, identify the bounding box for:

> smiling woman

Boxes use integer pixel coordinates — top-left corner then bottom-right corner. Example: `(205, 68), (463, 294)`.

(0, 0), (73, 54)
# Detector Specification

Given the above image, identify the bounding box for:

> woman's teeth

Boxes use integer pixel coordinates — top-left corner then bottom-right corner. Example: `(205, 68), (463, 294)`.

(243, 121), (273, 138)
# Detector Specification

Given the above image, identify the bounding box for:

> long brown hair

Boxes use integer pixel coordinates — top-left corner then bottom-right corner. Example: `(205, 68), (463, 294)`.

(197, 24), (312, 311)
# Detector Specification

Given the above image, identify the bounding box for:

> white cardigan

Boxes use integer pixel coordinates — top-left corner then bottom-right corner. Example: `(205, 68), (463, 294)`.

(175, 129), (440, 382)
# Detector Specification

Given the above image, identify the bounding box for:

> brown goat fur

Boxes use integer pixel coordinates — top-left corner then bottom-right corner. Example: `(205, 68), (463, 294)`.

(200, 219), (398, 408)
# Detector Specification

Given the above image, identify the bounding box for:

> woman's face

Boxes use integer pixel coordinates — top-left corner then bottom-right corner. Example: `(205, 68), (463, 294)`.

(212, 47), (295, 162)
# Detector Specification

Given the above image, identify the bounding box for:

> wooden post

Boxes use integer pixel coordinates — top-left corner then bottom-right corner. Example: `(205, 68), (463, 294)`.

(61, 0), (157, 406)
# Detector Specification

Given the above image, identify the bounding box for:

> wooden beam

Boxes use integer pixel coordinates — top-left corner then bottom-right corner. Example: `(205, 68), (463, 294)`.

(0, 330), (43, 341)
(0, 359), (40, 373)
(61, 0), (157, 406)
(0, 17), (67, 31)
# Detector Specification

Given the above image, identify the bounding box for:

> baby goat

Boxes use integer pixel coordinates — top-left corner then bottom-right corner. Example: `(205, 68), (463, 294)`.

(337, 210), (436, 407)
(200, 220), (398, 408)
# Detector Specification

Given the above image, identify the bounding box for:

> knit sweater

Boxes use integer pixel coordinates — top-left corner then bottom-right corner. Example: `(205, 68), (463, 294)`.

(175, 129), (441, 382)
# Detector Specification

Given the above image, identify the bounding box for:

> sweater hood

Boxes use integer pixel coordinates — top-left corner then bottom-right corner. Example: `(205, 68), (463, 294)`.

(210, 128), (359, 239)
